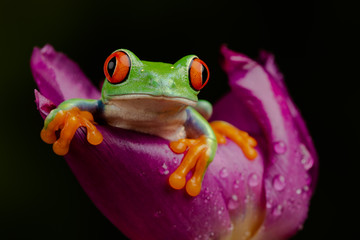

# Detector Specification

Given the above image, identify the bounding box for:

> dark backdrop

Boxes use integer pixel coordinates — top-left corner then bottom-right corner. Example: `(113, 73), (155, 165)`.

(0, 0), (359, 239)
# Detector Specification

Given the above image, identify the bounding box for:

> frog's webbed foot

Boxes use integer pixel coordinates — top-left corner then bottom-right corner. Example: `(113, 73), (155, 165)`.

(210, 121), (257, 160)
(169, 135), (214, 197)
(41, 107), (103, 156)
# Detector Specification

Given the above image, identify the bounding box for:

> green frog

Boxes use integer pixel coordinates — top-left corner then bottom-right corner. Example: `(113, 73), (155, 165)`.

(40, 49), (257, 196)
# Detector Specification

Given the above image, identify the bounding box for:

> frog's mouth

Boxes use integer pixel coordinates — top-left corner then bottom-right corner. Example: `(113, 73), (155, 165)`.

(105, 94), (197, 107)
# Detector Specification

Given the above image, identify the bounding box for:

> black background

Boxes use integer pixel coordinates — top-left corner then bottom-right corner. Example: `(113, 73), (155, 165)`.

(0, 0), (359, 239)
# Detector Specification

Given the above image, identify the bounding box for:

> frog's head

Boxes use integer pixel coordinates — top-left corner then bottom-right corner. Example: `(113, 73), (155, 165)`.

(101, 49), (209, 107)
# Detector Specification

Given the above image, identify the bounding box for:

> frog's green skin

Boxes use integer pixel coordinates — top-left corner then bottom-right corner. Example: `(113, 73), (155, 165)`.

(44, 49), (217, 163)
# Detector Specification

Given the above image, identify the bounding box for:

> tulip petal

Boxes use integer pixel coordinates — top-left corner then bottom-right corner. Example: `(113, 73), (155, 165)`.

(31, 44), (100, 105)
(32, 44), (317, 240)
(211, 45), (318, 239)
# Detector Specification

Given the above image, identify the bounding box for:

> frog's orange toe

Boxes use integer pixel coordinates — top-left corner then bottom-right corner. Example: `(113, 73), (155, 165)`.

(244, 146), (258, 160)
(53, 139), (70, 156)
(87, 128), (103, 145)
(169, 173), (186, 190)
(170, 141), (188, 154)
(169, 135), (210, 196)
(41, 107), (103, 156)
(210, 121), (258, 161)
(186, 178), (202, 197)
(247, 136), (257, 147)
(40, 128), (57, 144)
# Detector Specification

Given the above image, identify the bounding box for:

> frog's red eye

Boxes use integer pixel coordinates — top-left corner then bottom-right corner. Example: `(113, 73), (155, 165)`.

(189, 58), (209, 91)
(104, 51), (131, 84)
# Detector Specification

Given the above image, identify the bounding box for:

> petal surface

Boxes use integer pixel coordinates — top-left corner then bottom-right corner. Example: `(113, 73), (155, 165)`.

(31, 44), (100, 105)
(211, 45), (318, 240)
(32, 44), (317, 240)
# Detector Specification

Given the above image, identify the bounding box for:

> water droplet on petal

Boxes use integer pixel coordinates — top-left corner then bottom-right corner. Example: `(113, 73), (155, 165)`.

(272, 174), (286, 191)
(248, 173), (259, 187)
(154, 210), (162, 218)
(296, 188), (302, 195)
(233, 179), (240, 189)
(231, 194), (238, 201)
(300, 144), (314, 170)
(266, 201), (272, 209)
(303, 185), (309, 192)
(219, 168), (229, 178)
(272, 205), (283, 217)
(273, 141), (287, 154)
(228, 194), (240, 210)
(159, 163), (169, 175)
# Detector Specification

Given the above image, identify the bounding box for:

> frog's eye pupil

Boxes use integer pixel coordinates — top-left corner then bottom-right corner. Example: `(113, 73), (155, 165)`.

(107, 57), (116, 77)
(189, 58), (210, 91)
(104, 51), (131, 84)
(201, 65), (208, 84)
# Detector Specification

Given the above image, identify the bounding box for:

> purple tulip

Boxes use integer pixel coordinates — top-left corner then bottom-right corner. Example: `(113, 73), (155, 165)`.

(31, 44), (318, 240)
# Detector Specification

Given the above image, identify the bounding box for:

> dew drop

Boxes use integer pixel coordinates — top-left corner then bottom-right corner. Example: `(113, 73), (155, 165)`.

(228, 194), (240, 210)
(272, 204), (283, 217)
(272, 175), (286, 191)
(233, 179), (240, 189)
(230, 55), (243, 61)
(159, 163), (169, 175)
(244, 195), (250, 203)
(228, 223), (234, 231)
(219, 168), (229, 178)
(248, 173), (259, 187)
(300, 144), (314, 170)
(266, 201), (272, 209)
(273, 141), (287, 154)
(218, 207), (224, 215)
(296, 188), (302, 195)
(303, 185), (309, 192)
(232, 194), (238, 201)
(154, 210), (162, 218)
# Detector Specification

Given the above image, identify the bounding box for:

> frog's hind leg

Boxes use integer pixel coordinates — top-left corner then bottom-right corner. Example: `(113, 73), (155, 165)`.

(210, 121), (258, 160)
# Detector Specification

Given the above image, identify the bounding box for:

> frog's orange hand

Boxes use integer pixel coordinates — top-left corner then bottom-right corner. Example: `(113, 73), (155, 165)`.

(210, 121), (258, 160)
(40, 107), (103, 156)
(169, 135), (213, 197)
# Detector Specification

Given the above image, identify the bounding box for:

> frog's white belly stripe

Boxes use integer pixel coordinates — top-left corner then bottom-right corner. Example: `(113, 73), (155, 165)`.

(103, 96), (190, 141)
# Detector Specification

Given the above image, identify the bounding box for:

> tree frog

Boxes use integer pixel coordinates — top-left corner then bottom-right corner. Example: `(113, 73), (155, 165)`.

(40, 49), (257, 196)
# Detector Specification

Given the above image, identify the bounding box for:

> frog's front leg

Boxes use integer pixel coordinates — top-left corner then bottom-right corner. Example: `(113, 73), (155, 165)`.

(40, 99), (103, 155)
(169, 107), (217, 197)
(210, 121), (258, 160)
